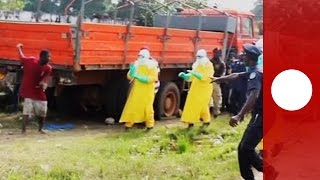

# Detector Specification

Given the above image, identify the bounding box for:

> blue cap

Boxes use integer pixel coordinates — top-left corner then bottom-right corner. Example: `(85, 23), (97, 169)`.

(243, 43), (262, 57)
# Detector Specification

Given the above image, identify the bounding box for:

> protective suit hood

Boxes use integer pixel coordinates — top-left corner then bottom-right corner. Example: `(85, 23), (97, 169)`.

(193, 49), (209, 69)
(135, 49), (157, 68)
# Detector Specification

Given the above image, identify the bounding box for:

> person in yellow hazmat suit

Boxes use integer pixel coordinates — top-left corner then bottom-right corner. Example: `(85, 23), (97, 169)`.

(178, 49), (214, 128)
(120, 49), (159, 130)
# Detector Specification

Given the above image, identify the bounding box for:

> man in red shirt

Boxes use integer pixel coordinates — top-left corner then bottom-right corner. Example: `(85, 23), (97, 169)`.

(16, 43), (52, 134)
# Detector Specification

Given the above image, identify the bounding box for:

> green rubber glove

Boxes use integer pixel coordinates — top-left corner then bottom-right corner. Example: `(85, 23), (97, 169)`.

(187, 70), (203, 80)
(129, 64), (136, 77)
(133, 74), (149, 83)
(178, 72), (191, 81)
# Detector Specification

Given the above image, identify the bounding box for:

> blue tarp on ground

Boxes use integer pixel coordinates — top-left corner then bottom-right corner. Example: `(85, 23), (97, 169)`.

(45, 123), (75, 131)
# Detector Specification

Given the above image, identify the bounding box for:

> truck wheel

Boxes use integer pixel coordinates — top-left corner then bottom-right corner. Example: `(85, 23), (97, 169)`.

(154, 82), (180, 120)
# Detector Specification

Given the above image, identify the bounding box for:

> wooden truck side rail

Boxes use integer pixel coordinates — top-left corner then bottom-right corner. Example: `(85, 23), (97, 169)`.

(0, 21), (74, 67)
(0, 21), (225, 71)
(80, 23), (224, 69)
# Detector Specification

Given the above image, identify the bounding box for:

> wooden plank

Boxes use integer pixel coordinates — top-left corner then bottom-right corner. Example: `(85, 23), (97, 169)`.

(0, 38), (72, 50)
(0, 30), (71, 41)
(0, 21), (71, 32)
(0, 22), (74, 66)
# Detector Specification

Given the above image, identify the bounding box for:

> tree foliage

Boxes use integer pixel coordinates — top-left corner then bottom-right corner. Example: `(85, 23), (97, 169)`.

(251, 0), (262, 21)
(1, 0), (210, 23)
(114, 0), (210, 26)
(0, 0), (25, 11)
(23, 0), (109, 17)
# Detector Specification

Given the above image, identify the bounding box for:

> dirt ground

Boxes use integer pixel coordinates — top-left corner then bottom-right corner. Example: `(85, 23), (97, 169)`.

(0, 113), (187, 147)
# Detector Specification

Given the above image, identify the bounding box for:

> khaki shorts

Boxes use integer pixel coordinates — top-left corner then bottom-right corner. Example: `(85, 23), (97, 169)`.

(23, 98), (48, 117)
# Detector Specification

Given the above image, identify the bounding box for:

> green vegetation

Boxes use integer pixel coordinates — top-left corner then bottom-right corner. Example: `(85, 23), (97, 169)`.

(0, 114), (249, 180)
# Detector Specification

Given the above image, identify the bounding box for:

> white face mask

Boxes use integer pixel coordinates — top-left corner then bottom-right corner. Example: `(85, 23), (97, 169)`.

(195, 49), (208, 64)
(196, 56), (207, 64)
(138, 55), (148, 63)
(137, 49), (151, 63)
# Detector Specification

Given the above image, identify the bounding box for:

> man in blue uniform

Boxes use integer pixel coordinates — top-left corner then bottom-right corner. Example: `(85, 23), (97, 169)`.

(221, 52), (233, 113)
(229, 53), (247, 115)
(214, 44), (277, 180)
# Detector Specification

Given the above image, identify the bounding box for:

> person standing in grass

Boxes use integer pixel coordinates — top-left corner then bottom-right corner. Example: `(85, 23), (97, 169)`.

(120, 49), (159, 130)
(16, 43), (52, 134)
(178, 49), (214, 128)
(211, 48), (225, 118)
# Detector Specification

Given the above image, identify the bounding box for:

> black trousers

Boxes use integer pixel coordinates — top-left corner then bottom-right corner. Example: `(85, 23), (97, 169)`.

(229, 88), (246, 115)
(238, 113), (263, 180)
(220, 83), (230, 111)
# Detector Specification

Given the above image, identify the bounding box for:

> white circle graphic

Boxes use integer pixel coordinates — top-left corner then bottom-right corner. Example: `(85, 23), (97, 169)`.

(271, 69), (312, 111)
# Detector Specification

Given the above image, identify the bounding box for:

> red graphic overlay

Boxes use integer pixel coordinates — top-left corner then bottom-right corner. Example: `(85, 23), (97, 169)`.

(264, 0), (320, 179)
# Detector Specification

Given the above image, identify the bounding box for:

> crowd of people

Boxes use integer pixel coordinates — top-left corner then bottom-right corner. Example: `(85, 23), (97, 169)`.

(117, 42), (271, 180)
(211, 48), (250, 117)
(9, 40), (277, 180)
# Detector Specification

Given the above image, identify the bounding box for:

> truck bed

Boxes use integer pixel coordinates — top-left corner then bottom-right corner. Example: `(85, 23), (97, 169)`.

(0, 21), (224, 70)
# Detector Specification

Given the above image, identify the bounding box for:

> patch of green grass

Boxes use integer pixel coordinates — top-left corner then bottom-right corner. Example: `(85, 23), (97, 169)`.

(0, 114), (250, 180)
(47, 168), (82, 180)
(6, 166), (82, 180)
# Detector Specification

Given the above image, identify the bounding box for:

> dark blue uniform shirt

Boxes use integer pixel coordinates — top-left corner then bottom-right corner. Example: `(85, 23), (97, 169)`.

(231, 60), (247, 91)
(240, 67), (263, 114)
(247, 67), (263, 114)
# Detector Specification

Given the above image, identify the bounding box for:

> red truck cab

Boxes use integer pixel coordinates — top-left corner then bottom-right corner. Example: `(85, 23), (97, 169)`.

(223, 9), (259, 53)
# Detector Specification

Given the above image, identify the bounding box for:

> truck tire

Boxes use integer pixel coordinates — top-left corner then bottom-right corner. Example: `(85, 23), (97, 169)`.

(154, 82), (180, 120)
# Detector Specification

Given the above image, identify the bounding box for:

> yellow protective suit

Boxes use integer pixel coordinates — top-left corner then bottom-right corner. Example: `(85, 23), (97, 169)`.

(181, 60), (214, 124)
(119, 61), (158, 128)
